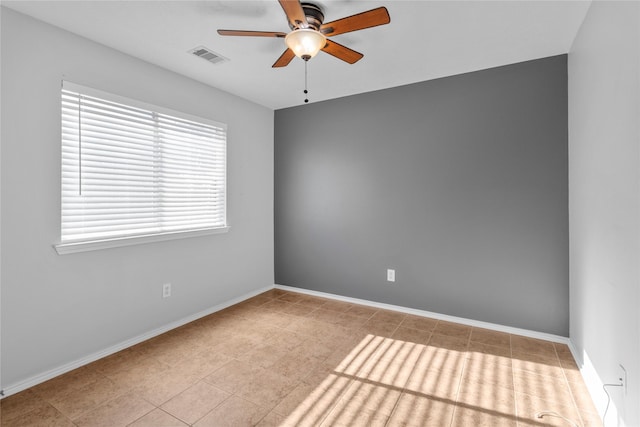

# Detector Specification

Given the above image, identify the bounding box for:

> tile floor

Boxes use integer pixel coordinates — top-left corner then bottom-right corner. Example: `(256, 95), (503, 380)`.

(1, 289), (601, 426)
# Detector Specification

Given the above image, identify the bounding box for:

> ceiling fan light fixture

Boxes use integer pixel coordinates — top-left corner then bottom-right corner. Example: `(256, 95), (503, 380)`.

(285, 28), (326, 61)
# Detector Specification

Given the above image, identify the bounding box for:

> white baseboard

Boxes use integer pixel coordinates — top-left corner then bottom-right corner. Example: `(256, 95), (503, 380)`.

(274, 284), (570, 344)
(0, 285), (272, 399)
(567, 342), (623, 426)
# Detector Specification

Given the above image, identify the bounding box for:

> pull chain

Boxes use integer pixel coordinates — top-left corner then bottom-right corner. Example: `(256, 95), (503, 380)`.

(304, 60), (309, 103)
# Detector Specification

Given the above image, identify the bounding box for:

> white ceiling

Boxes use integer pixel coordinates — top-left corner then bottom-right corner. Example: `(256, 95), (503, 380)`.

(3, 0), (591, 110)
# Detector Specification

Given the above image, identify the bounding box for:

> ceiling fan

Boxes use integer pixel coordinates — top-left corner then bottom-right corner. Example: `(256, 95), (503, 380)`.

(217, 0), (390, 67)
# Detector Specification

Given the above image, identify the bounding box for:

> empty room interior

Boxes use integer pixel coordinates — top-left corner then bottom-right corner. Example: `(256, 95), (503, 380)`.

(0, 1), (639, 426)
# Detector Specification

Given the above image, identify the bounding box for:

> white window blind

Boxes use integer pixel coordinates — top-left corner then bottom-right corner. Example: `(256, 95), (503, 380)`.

(58, 81), (227, 250)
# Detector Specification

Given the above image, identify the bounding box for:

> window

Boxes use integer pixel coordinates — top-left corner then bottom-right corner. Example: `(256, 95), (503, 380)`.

(55, 82), (227, 254)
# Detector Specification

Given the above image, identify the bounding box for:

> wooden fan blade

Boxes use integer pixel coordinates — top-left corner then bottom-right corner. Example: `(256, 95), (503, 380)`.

(272, 49), (296, 68)
(217, 29), (286, 38)
(278, 0), (308, 28)
(321, 39), (363, 64)
(320, 7), (390, 37)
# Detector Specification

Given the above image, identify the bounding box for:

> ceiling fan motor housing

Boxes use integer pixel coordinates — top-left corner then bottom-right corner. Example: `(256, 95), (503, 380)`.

(292, 3), (324, 30)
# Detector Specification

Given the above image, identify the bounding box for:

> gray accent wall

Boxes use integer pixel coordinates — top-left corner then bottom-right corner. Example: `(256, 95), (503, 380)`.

(275, 55), (568, 336)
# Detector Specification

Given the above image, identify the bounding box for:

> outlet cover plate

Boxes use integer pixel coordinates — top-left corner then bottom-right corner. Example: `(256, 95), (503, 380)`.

(387, 269), (396, 282)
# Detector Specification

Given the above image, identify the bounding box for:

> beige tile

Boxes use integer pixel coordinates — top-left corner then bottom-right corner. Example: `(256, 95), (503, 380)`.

(433, 321), (472, 340)
(553, 343), (576, 363)
(249, 310), (297, 328)
(295, 301), (330, 312)
(405, 346), (464, 401)
(515, 392), (582, 427)
(261, 288), (289, 298)
(369, 310), (407, 325)
(332, 312), (370, 329)
(467, 342), (512, 368)
(1, 403), (76, 427)
(284, 317), (331, 339)
(428, 333), (469, 352)
(388, 392), (455, 427)
(265, 329), (306, 351)
(128, 408), (189, 426)
(462, 356), (514, 389)
(320, 300), (355, 313)
(392, 326), (432, 345)
(0, 389), (50, 423)
(269, 346), (325, 381)
(236, 342), (293, 369)
(46, 376), (128, 420)
(457, 380), (516, 414)
(161, 381), (230, 425)
(567, 379), (599, 415)
(512, 370), (574, 407)
(196, 329), (234, 349)
(103, 356), (171, 390)
(563, 367), (585, 385)
(193, 396), (270, 427)
(277, 292), (306, 303)
(510, 335), (557, 359)
(511, 351), (565, 379)
(321, 399), (389, 427)
(470, 328), (511, 348)
(143, 339), (204, 367)
(468, 340), (511, 357)
(243, 294), (275, 307)
(308, 307), (343, 323)
(451, 406), (517, 427)
(74, 392), (154, 427)
(89, 348), (153, 378)
(339, 379), (402, 416)
(400, 315), (438, 332)
(213, 334), (263, 359)
(298, 337), (335, 360)
(282, 302), (318, 317)
(32, 365), (104, 399)
(273, 375), (350, 421)
(170, 348), (231, 380)
(357, 338), (424, 389)
(418, 345), (468, 374)
(361, 319), (400, 337)
(134, 368), (201, 406)
(235, 368), (299, 411)
(345, 305), (379, 320)
(303, 361), (344, 388)
(261, 299), (295, 312)
(203, 359), (261, 394)
(579, 410), (603, 427)
(256, 411), (288, 427)
(404, 366), (462, 401)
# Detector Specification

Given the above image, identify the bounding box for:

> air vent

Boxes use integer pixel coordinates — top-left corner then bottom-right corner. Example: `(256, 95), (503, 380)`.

(189, 46), (228, 65)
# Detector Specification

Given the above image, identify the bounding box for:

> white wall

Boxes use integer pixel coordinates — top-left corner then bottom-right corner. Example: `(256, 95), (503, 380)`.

(568, 2), (640, 425)
(0, 8), (274, 390)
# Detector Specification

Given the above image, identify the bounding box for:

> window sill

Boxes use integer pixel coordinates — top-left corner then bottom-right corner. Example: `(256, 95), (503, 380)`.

(54, 226), (230, 255)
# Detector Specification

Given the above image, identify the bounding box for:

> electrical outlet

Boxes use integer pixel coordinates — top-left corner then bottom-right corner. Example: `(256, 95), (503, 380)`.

(619, 364), (627, 394)
(162, 283), (171, 298)
(387, 269), (396, 282)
